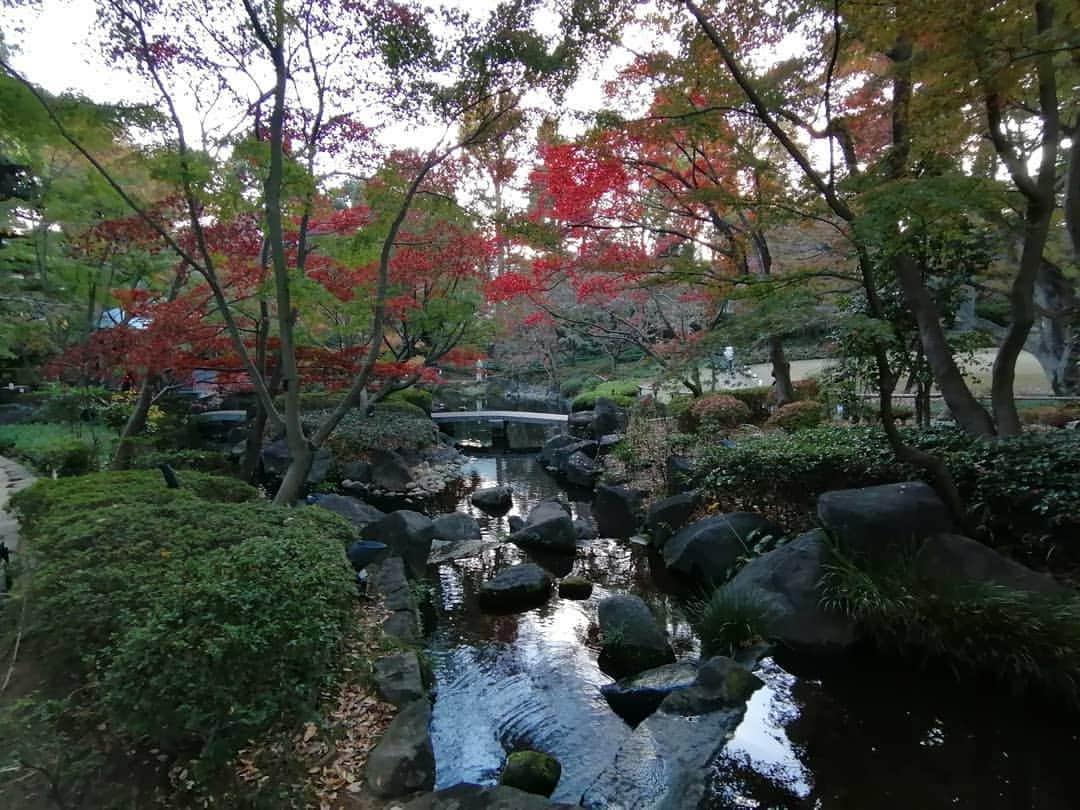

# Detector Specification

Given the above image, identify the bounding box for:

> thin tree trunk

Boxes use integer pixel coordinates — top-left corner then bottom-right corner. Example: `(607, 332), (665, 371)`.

(892, 252), (996, 435)
(111, 375), (154, 470)
(769, 335), (795, 405)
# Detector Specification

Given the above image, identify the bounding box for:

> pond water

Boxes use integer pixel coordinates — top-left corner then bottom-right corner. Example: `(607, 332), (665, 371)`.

(424, 452), (1080, 808)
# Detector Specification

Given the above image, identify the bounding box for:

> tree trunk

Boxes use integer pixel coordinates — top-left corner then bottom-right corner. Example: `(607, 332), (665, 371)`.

(991, 199), (1052, 435)
(769, 335), (795, 405)
(111, 375), (154, 471)
(892, 252), (996, 436)
(273, 439), (314, 506)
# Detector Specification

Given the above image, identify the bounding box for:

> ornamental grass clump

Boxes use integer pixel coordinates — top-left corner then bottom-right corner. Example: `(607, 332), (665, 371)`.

(690, 585), (774, 658)
(821, 547), (1080, 704)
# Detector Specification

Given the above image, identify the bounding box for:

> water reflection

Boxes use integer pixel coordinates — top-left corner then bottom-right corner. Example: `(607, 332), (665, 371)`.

(705, 655), (1080, 809)
(427, 454), (698, 803)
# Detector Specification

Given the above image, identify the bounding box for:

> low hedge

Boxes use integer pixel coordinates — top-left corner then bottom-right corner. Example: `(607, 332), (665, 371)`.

(687, 394), (751, 431)
(9, 471), (355, 772)
(698, 425), (1080, 566)
(383, 387), (434, 414)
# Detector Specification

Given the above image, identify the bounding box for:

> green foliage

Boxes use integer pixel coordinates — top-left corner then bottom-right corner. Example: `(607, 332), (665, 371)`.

(699, 426), (1080, 562)
(274, 390), (350, 413)
(688, 394), (751, 431)
(570, 380), (640, 411)
(9, 471), (355, 777)
(99, 530), (354, 769)
(765, 400), (825, 431)
(384, 387), (434, 414)
(821, 548), (1080, 703)
(691, 586), (773, 658)
(373, 399), (428, 418)
(316, 406), (437, 456)
(0, 422), (115, 475)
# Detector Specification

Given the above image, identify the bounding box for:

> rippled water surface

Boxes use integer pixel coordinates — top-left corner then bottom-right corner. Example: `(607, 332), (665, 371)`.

(425, 452), (1080, 808)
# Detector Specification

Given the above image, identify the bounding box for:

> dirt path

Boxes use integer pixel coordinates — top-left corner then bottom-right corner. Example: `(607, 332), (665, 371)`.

(0, 455), (34, 556)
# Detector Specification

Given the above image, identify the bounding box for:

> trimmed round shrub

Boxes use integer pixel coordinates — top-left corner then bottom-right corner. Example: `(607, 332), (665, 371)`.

(688, 394), (751, 431)
(99, 530), (354, 768)
(720, 386), (772, 422)
(766, 400), (825, 431)
(374, 399), (428, 418)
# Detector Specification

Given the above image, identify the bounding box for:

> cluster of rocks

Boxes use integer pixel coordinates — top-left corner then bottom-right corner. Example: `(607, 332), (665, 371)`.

(341, 444), (464, 503)
(536, 398), (629, 490)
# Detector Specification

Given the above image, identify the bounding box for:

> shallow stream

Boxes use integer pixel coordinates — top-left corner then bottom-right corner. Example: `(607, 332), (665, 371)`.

(424, 452), (1080, 808)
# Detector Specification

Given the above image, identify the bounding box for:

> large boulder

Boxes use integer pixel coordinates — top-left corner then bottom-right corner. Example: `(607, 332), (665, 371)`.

(500, 750), (562, 797)
(366, 699), (435, 798)
(402, 784), (575, 810)
(916, 533), (1068, 596)
(370, 448), (414, 492)
(260, 439), (332, 484)
(818, 481), (952, 561)
(478, 563), (554, 613)
(562, 451), (601, 489)
(724, 529), (859, 652)
(558, 576), (594, 600)
(313, 494), (385, 529)
(593, 484), (645, 539)
(658, 656), (762, 716)
(510, 502), (577, 553)
(432, 511), (482, 542)
(597, 594), (675, 678)
(538, 434), (584, 468)
(581, 659), (757, 810)
(662, 512), (784, 585)
(646, 491), (699, 547)
(665, 454), (696, 496)
(600, 661), (699, 727)
(568, 411), (595, 438)
(471, 485), (514, 515)
(363, 510), (436, 579)
(340, 460), (372, 484)
(374, 652), (427, 707)
(591, 397), (626, 438)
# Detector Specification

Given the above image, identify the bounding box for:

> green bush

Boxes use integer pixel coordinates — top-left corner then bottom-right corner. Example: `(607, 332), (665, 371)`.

(100, 530), (354, 768)
(316, 407), (437, 455)
(130, 448), (236, 475)
(571, 380), (640, 411)
(822, 547), (1080, 703)
(765, 400), (825, 431)
(9, 471), (355, 776)
(384, 387), (434, 414)
(691, 586), (773, 657)
(12, 469), (257, 533)
(689, 394), (751, 431)
(698, 425), (1080, 566)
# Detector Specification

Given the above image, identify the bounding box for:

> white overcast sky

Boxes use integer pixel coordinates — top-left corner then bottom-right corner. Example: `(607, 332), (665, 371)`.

(4, 0), (659, 150)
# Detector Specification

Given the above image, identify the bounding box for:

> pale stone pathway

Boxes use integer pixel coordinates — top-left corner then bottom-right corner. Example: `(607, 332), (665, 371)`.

(0, 455), (35, 555)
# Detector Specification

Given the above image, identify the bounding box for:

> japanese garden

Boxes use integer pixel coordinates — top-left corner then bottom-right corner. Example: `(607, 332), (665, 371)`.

(0, 0), (1078, 807)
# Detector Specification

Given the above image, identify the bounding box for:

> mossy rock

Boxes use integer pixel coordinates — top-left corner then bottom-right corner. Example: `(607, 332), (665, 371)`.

(499, 749), (561, 797)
